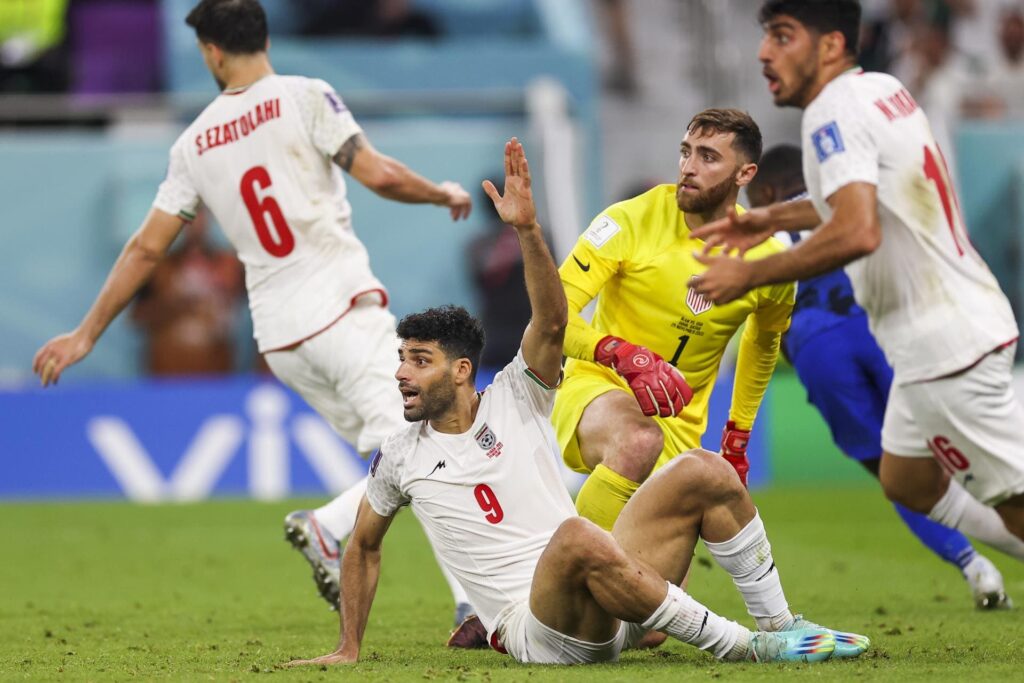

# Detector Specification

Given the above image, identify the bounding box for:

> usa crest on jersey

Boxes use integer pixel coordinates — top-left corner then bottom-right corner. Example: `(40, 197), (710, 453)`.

(686, 276), (713, 315)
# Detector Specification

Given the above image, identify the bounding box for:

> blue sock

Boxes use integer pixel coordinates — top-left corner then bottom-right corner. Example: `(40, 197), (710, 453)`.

(894, 503), (976, 570)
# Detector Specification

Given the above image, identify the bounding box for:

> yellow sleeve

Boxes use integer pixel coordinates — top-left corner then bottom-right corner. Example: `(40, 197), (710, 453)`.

(564, 282), (606, 361)
(559, 209), (632, 361)
(728, 281), (795, 429)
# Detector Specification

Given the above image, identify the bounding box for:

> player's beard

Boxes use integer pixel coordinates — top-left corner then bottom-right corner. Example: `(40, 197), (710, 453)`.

(676, 174), (736, 214)
(773, 58), (819, 108)
(402, 372), (458, 423)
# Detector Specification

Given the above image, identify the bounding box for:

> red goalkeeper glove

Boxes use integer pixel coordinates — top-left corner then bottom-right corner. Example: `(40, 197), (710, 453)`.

(594, 336), (693, 418)
(721, 420), (751, 487)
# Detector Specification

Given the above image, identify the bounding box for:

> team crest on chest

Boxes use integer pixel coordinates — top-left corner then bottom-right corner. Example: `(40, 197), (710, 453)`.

(475, 423), (504, 459)
(686, 276), (714, 315)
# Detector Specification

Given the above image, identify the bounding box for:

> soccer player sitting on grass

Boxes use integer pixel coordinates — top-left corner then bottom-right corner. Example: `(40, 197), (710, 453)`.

(287, 139), (868, 667)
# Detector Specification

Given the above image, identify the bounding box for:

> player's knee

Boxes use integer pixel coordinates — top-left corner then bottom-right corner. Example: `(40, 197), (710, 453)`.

(662, 449), (745, 503)
(878, 469), (928, 512)
(550, 517), (619, 571)
(607, 422), (664, 481)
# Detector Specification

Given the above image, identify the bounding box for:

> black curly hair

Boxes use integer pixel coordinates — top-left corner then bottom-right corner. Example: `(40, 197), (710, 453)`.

(186, 0), (268, 54)
(758, 0), (861, 58)
(397, 305), (486, 380)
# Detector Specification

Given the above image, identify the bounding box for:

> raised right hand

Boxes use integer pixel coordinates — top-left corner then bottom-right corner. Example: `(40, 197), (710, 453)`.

(32, 330), (94, 387)
(689, 206), (775, 255)
(481, 137), (538, 230)
(594, 336), (693, 418)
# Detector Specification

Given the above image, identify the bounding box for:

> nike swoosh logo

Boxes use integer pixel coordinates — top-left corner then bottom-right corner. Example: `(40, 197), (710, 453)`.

(572, 255), (591, 272)
(755, 561), (776, 581)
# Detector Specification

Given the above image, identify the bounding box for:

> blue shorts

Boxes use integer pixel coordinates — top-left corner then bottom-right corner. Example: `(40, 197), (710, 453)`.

(790, 315), (893, 462)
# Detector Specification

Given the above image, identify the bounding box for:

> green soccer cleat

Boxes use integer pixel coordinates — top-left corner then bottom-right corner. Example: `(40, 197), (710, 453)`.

(750, 628), (836, 663)
(786, 615), (869, 658)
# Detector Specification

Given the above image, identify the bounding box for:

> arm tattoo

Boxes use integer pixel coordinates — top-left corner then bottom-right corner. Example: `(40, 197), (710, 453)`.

(335, 133), (366, 172)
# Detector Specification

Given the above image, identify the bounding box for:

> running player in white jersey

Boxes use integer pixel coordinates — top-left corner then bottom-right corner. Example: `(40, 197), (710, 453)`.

(31, 0), (477, 630)
(287, 138), (868, 667)
(690, 1), (1024, 556)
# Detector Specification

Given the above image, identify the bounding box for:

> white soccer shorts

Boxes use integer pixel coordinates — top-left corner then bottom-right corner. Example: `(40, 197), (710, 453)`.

(881, 344), (1024, 505)
(264, 301), (406, 456)
(493, 599), (627, 664)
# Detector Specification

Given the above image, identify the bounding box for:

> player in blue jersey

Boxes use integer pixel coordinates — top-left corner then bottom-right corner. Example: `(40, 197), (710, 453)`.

(747, 144), (1010, 609)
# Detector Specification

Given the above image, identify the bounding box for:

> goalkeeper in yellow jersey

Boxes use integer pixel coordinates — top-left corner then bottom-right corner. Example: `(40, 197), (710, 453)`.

(554, 108), (795, 531)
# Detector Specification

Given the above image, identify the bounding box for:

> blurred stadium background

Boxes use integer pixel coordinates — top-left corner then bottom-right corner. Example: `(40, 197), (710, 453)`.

(2, 1), (1024, 677)
(4, 0), (1024, 500)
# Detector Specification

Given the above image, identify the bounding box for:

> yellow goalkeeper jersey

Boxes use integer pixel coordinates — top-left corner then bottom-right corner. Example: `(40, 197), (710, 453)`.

(554, 184), (794, 470)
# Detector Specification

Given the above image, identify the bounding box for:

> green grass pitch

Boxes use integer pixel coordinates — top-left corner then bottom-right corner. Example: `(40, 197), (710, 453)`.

(2, 487), (1023, 681)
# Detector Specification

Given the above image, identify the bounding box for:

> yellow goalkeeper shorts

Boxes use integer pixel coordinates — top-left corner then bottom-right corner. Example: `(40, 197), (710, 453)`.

(551, 362), (704, 474)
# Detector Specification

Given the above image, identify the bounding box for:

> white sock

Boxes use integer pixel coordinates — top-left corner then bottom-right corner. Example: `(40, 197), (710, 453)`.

(928, 479), (1024, 559)
(641, 582), (751, 661)
(313, 477), (368, 540)
(703, 513), (794, 632)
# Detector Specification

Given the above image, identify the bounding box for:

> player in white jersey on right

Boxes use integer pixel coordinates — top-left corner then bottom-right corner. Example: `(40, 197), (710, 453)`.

(690, 0), (1024, 558)
(31, 0), (478, 631)
(287, 138), (868, 667)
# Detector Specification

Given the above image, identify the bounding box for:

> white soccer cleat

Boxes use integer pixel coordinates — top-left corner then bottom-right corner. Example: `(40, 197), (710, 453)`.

(963, 554), (1013, 610)
(284, 510), (342, 609)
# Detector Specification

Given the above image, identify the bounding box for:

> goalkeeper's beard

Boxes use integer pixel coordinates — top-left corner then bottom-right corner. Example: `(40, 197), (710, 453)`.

(402, 373), (458, 423)
(676, 174), (736, 214)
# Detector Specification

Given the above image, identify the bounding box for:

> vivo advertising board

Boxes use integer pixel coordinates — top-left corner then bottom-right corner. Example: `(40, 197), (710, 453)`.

(0, 370), (765, 500)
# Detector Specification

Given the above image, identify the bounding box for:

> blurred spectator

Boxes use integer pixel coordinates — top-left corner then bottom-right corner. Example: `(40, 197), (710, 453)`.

(945, 0), (1002, 68)
(466, 174), (537, 370)
(978, 5), (1024, 118)
(0, 0), (70, 93)
(295, 0), (440, 38)
(860, 0), (926, 73)
(594, 0), (637, 94)
(131, 211), (245, 376)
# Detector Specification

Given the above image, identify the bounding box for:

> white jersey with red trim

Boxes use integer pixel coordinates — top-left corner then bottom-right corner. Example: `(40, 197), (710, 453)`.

(153, 74), (384, 352)
(366, 351), (575, 640)
(801, 69), (1018, 383)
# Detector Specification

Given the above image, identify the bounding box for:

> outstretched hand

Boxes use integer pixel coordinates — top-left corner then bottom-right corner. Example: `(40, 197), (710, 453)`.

(482, 137), (537, 230)
(689, 206), (775, 255)
(439, 181), (472, 221)
(32, 330), (93, 387)
(284, 650), (357, 667)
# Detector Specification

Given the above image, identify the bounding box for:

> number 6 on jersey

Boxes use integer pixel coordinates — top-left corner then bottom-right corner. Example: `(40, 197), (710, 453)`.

(240, 165), (295, 257)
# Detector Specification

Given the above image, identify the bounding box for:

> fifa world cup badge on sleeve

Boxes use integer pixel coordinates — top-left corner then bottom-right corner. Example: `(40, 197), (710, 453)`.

(584, 215), (621, 248)
(812, 121), (845, 162)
